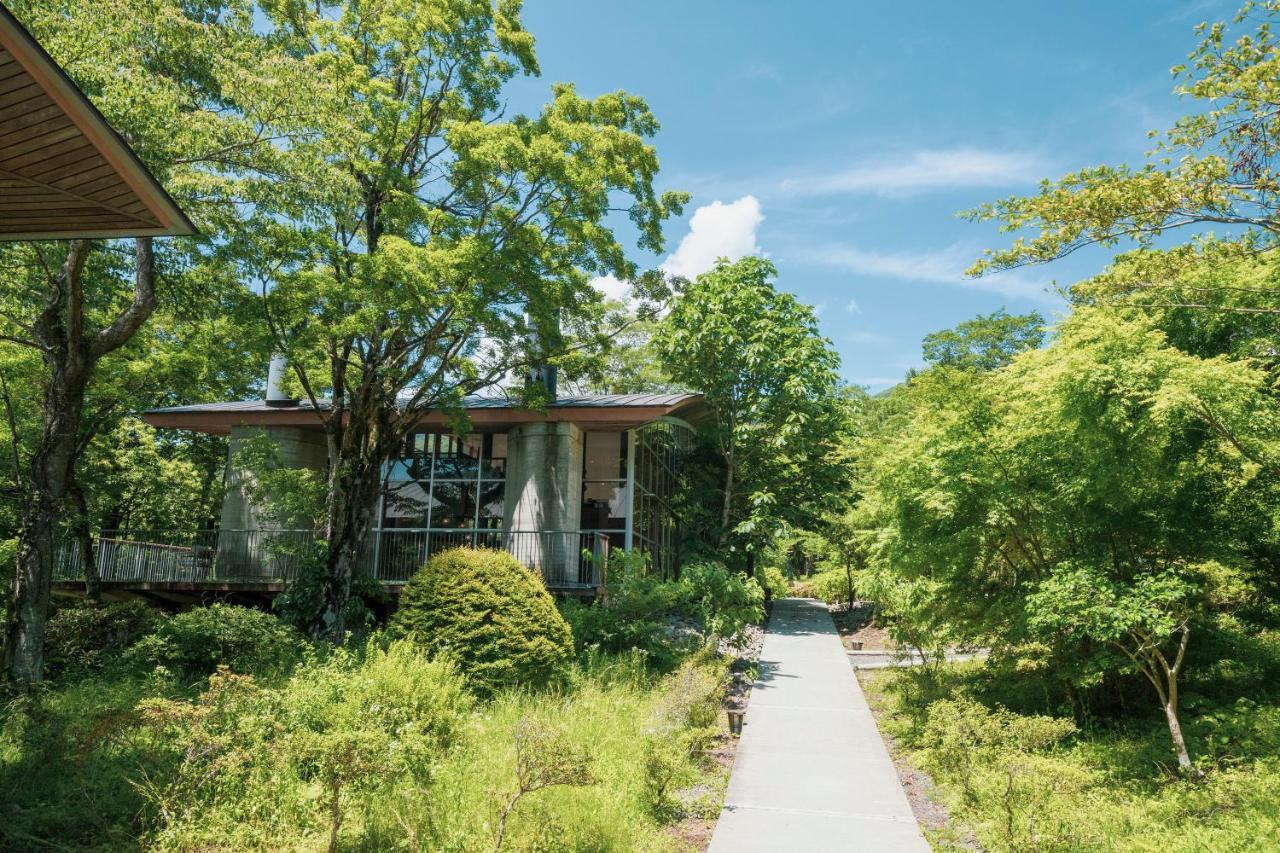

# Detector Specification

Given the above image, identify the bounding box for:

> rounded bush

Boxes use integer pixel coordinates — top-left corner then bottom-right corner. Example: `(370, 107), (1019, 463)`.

(391, 547), (574, 693)
(125, 603), (308, 681)
(45, 599), (162, 678)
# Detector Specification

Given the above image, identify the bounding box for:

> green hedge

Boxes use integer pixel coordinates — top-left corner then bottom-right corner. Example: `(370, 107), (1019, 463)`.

(392, 548), (574, 693)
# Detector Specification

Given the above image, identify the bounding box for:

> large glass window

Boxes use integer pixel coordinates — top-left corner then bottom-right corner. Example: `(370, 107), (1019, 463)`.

(375, 431), (508, 582)
(381, 432), (506, 531)
(581, 431), (628, 533)
(630, 420), (693, 579)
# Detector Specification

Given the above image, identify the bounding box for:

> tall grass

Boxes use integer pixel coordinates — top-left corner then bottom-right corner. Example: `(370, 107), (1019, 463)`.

(861, 638), (1280, 852)
(1, 637), (728, 851)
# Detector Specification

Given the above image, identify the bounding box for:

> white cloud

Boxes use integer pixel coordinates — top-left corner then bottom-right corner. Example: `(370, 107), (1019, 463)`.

(592, 273), (631, 302)
(742, 61), (781, 81)
(803, 242), (1057, 301)
(844, 329), (892, 345)
(661, 195), (764, 280)
(845, 298), (862, 314)
(591, 195), (765, 301)
(780, 148), (1049, 197)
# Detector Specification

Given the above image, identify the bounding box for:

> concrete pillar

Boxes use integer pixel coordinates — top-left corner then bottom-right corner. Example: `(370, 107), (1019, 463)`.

(218, 425), (327, 578)
(504, 422), (583, 583)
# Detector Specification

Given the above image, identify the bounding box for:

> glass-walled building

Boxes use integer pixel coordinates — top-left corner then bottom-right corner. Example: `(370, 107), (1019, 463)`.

(373, 416), (694, 581)
(139, 393), (703, 591)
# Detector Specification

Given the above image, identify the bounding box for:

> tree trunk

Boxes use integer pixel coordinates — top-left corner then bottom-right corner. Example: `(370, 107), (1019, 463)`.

(319, 406), (386, 643)
(1164, 696), (1194, 775)
(69, 482), (99, 601)
(6, 238), (156, 684)
(1133, 624), (1199, 778)
(7, 352), (87, 682)
(719, 452), (734, 544)
(8, 502), (58, 682)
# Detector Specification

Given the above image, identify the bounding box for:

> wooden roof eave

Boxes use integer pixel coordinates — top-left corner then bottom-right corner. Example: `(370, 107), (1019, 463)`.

(0, 3), (196, 240)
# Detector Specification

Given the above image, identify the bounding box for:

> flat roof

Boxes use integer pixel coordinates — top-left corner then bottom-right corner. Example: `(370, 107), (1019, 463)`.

(0, 4), (195, 240)
(144, 393), (705, 435)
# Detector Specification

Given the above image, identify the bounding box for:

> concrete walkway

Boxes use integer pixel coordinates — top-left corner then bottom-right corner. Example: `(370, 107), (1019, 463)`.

(709, 598), (930, 852)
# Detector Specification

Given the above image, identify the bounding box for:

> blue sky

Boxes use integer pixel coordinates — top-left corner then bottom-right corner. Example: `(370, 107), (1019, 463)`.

(507, 0), (1241, 390)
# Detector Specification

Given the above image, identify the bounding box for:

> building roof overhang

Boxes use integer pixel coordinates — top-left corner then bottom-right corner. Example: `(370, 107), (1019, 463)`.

(143, 393), (706, 436)
(0, 4), (195, 240)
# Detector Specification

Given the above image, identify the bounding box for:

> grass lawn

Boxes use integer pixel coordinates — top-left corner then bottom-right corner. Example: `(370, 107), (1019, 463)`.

(859, 634), (1280, 853)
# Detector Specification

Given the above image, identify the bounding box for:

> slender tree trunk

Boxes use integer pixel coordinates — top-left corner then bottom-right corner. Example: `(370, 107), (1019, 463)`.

(69, 482), (99, 601)
(1132, 624), (1198, 777)
(719, 451), (734, 544)
(1164, 694), (1194, 775)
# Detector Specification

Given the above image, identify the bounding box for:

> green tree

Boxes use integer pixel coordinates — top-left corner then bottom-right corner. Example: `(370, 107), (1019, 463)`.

(855, 308), (1278, 769)
(921, 309), (1045, 372)
(1, 0), (264, 682)
(235, 1), (685, 639)
(654, 257), (845, 573)
(966, 1), (1280, 319)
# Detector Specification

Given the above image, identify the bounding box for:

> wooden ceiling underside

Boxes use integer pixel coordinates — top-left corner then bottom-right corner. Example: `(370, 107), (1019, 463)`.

(0, 5), (194, 240)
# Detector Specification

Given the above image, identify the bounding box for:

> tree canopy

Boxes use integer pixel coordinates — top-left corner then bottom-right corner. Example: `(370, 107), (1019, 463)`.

(654, 257), (846, 565)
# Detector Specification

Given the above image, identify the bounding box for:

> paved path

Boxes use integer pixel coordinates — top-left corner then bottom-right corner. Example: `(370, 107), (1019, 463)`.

(709, 598), (930, 852)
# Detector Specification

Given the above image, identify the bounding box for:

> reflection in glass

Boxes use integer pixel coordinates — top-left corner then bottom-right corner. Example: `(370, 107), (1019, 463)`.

(430, 480), (478, 528)
(383, 480), (430, 527)
(478, 480), (505, 529)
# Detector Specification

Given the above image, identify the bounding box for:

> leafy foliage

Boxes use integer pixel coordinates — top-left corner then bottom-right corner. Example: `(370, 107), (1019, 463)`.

(392, 548), (574, 694)
(44, 599), (162, 679)
(863, 651), (1280, 852)
(0, 638), (727, 850)
(139, 642), (473, 850)
(125, 604), (309, 683)
(853, 306), (1279, 764)
(224, 0), (686, 636)
(655, 257), (846, 559)
(678, 561), (765, 644)
(921, 309), (1045, 372)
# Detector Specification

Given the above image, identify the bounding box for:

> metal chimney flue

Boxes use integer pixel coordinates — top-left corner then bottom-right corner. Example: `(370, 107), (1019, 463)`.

(264, 354), (297, 407)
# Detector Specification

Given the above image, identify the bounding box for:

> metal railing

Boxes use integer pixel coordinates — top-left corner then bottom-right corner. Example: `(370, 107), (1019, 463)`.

(55, 528), (608, 589)
(371, 529), (607, 587)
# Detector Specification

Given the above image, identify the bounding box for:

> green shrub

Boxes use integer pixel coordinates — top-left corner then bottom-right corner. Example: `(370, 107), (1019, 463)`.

(761, 566), (789, 600)
(921, 697), (1077, 802)
(678, 560), (764, 643)
(641, 652), (725, 817)
(560, 597), (677, 662)
(383, 650), (728, 850)
(125, 603), (308, 682)
(0, 674), (175, 849)
(392, 547), (574, 693)
(813, 567), (857, 605)
(559, 549), (697, 668)
(45, 599), (162, 678)
(789, 575), (819, 599)
(142, 641), (472, 850)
